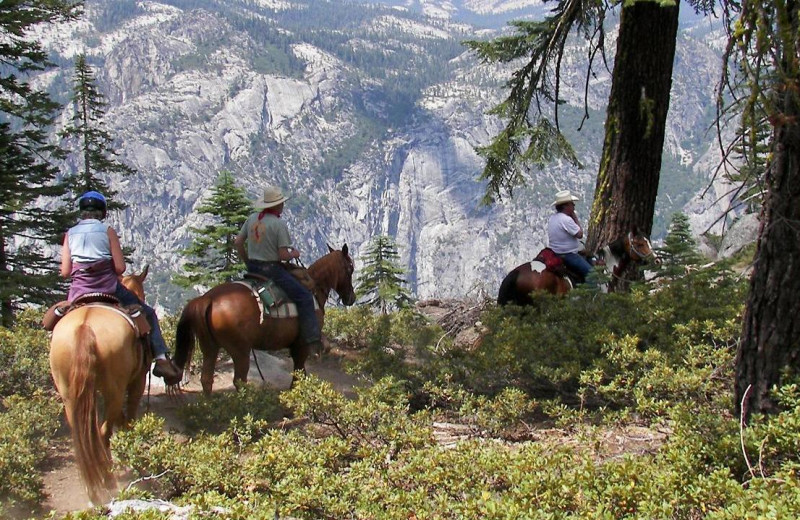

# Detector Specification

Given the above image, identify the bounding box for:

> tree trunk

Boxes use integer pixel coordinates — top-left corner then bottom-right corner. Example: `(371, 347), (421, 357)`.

(0, 224), (11, 327)
(587, 1), (680, 290)
(735, 72), (800, 420)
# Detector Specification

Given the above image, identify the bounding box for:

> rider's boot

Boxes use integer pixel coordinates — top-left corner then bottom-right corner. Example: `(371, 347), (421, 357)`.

(153, 356), (182, 385)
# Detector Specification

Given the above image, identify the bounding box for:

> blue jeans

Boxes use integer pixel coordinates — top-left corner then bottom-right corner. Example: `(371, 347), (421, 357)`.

(247, 261), (321, 345)
(115, 283), (168, 357)
(560, 252), (592, 282)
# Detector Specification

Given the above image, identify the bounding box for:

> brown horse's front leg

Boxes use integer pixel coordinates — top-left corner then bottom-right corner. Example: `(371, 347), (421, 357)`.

(289, 342), (310, 387)
(232, 350), (251, 390)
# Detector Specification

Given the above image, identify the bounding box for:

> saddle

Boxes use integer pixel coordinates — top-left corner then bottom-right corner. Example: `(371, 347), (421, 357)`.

(42, 293), (151, 337)
(533, 248), (586, 286)
(239, 265), (319, 323)
(535, 248), (567, 277)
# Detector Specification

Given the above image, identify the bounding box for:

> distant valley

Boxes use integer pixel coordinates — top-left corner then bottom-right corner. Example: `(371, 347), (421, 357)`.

(35, 0), (729, 311)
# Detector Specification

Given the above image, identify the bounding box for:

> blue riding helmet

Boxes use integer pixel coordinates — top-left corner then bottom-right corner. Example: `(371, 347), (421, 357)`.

(78, 191), (108, 218)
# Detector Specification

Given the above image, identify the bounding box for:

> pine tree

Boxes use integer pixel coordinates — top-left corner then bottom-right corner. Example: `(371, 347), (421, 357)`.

(60, 52), (133, 211)
(0, 0), (82, 326)
(173, 170), (252, 291)
(655, 212), (704, 281)
(727, 0), (800, 419)
(726, 114), (770, 213)
(356, 235), (413, 314)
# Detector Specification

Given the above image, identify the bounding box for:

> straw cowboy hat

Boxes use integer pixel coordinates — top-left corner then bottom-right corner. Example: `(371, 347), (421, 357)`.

(254, 185), (290, 209)
(552, 189), (580, 206)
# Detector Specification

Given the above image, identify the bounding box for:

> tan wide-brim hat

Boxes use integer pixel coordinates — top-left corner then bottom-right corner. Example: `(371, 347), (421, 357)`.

(254, 185), (290, 209)
(552, 189), (580, 206)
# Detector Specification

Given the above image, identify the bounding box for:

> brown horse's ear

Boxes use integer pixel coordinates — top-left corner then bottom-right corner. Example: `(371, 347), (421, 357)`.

(141, 264), (149, 280)
(342, 244), (348, 256)
(327, 243), (334, 253)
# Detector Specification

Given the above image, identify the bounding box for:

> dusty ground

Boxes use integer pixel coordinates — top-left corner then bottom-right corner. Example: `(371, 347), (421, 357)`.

(15, 351), (360, 520)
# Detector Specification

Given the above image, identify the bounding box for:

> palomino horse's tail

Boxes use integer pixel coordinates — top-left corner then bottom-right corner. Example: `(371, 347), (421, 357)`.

(68, 323), (115, 502)
(497, 269), (521, 306)
(174, 295), (212, 371)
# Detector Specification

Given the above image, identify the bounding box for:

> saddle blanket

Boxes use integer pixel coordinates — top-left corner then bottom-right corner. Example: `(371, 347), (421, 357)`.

(234, 278), (319, 320)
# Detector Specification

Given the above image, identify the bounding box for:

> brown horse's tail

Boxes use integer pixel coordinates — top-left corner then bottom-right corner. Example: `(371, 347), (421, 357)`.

(68, 324), (115, 502)
(174, 296), (212, 370)
(497, 269), (521, 306)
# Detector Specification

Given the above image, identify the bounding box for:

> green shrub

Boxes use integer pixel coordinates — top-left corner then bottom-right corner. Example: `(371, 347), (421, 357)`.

(0, 392), (61, 510)
(0, 309), (53, 398)
(176, 383), (283, 435)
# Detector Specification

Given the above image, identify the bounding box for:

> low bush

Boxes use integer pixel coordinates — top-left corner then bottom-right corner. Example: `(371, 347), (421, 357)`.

(0, 392), (61, 512)
(176, 383), (284, 435)
(0, 309), (53, 399)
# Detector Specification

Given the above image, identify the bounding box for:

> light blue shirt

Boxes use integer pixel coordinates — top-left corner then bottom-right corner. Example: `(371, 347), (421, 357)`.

(68, 219), (112, 263)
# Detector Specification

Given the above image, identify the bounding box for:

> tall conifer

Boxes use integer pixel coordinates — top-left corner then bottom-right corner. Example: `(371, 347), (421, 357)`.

(173, 170), (252, 291)
(60, 52), (133, 211)
(0, 0), (82, 326)
(356, 235), (412, 314)
(654, 212), (704, 281)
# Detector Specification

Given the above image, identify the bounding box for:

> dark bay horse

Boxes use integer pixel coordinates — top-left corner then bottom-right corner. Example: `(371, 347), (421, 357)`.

(497, 230), (655, 305)
(49, 267), (152, 503)
(172, 245), (357, 395)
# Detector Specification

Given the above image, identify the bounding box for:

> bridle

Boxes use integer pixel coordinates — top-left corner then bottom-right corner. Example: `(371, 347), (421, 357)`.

(627, 232), (654, 262)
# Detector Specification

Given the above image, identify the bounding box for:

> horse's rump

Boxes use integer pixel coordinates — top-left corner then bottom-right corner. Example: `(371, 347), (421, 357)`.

(498, 261), (572, 304)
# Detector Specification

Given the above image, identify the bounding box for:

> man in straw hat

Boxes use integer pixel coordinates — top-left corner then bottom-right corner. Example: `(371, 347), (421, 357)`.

(546, 189), (593, 283)
(235, 185), (323, 353)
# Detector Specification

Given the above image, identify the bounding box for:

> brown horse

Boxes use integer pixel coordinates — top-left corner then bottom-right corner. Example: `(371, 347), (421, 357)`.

(497, 230), (656, 305)
(172, 245), (357, 395)
(48, 267), (152, 503)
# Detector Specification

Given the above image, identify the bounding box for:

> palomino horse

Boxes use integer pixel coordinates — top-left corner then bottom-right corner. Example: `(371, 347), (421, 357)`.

(497, 230), (655, 305)
(172, 245), (357, 395)
(49, 267), (153, 503)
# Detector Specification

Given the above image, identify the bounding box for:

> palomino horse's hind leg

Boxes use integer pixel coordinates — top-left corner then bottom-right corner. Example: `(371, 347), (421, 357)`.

(124, 372), (147, 425)
(100, 390), (126, 448)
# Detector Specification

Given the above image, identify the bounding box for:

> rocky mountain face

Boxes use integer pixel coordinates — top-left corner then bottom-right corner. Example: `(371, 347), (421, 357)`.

(37, 0), (733, 311)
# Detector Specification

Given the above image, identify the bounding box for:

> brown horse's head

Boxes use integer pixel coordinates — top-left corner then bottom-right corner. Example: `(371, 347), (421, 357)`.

(121, 265), (149, 300)
(626, 227), (656, 265)
(324, 243), (357, 306)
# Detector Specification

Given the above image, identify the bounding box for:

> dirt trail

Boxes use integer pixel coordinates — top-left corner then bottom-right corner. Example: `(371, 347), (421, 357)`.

(26, 352), (359, 519)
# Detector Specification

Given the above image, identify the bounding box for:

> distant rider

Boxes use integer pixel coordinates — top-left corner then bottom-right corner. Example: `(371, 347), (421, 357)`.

(234, 185), (323, 354)
(546, 189), (592, 283)
(60, 191), (182, 384)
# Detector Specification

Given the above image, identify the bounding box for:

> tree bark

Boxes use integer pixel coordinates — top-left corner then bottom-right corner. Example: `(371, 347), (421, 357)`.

(735, 73), (800, 420)
(587, 1), (680, 290)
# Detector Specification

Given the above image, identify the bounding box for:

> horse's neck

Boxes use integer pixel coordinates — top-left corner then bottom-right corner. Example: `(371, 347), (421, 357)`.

(308, 255), (337, 307)
(601, 244), (626, 278)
